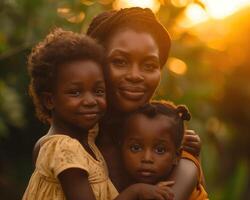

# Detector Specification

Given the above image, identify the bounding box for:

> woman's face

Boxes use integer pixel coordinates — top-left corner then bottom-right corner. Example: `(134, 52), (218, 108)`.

(106, 29), (161, 113)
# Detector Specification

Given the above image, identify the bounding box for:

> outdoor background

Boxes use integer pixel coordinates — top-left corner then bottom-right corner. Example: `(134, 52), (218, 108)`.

(0, 0), (249, 199)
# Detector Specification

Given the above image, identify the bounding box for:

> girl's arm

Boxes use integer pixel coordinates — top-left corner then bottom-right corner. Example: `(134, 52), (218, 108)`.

(58, 168), (96, 200)
(115, 183), (174, 200)
(59, 168), (174, 200)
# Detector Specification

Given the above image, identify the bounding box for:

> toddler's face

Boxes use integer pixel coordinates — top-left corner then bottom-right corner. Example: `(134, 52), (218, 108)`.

(122, 114), (178, 184)
(48, 60), (106, 130)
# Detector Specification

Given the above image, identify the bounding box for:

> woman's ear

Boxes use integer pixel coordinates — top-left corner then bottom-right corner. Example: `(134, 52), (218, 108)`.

(42, 92), (54, 110)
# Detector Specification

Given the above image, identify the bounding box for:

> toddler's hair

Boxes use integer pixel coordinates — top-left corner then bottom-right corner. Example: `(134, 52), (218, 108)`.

(123, 100), (191, 149)
(28, 28), (105, 123)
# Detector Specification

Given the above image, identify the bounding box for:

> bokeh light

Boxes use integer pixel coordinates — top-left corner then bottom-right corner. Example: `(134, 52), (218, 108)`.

(167, 57), (187, 75)
(113, 0), (161, 13)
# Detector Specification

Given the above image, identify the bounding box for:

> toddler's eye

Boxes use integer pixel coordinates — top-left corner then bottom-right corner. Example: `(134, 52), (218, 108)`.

(130, 144), (142, 153)
(154, 146), (166, 154)
(95, 88), (105, 96)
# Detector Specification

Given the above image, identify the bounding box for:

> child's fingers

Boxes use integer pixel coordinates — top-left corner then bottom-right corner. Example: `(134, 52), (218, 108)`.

(157, 187), (174, 200)
(185, 129), (197, 135)
(183, 134), (201, 143)
(157, 181), (175, 187)
(182, 141), (200, 148)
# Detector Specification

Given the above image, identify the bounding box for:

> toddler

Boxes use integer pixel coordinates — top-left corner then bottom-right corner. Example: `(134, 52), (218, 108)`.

(121, 101), (208, 199)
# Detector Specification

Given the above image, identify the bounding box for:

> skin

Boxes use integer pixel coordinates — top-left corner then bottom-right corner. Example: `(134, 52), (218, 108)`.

(105, 28), (161, 113)
(122, 114), (179, 184)
(33, 59), (173, 200)
(97, 29), (200, 199)
(41, 60), (106, 200)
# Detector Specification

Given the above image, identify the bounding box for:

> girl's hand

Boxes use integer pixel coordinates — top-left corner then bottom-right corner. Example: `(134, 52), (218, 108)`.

(182, 130), (201, 157)
(136, 183), (174, 200)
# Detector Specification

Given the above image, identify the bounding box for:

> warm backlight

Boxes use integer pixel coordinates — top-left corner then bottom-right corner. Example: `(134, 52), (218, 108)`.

(113, 0), (161, 12)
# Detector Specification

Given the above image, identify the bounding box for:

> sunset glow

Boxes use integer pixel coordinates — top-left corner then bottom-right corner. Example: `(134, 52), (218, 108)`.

(113, 0), (161, 12)
(182, 0), (250, 27)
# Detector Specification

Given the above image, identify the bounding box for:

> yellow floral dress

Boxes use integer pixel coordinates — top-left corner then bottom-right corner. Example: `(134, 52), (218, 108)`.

(22, 127), (118, 200)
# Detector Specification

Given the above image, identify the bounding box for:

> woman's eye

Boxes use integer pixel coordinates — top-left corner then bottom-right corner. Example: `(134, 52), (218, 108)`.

(130, 144), (142, 153)
(111, 58), (128, 68)
(143, 62), (160, 72)
(154, 146), (166, 154)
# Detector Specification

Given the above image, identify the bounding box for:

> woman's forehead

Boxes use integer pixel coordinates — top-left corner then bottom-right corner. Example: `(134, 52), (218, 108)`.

(106, 29), (159, 55)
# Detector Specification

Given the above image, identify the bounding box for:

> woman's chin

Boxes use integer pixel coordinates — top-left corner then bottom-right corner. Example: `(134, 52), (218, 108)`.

(113, 101), (143, 113)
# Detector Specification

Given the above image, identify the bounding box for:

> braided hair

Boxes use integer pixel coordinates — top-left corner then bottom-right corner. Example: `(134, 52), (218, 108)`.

(123, 100), (191, 149)
(87, 7), (171, 67)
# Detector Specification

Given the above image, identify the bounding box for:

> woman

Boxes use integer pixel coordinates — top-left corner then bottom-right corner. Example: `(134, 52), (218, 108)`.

(87, 7), (207, 200)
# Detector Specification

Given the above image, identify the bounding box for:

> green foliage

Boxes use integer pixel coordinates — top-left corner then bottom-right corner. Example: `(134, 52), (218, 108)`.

(0, 0), (249, 199)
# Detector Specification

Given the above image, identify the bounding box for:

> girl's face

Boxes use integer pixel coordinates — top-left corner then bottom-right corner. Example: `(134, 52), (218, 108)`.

(106, 29), (161, 113)
(122, 114), (178, 184)
(47, 60), (106, 132)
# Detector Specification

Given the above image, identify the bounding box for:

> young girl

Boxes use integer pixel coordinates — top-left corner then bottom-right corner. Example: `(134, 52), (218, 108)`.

(121, 101), (208, 200)
(23, 28), (174, 200)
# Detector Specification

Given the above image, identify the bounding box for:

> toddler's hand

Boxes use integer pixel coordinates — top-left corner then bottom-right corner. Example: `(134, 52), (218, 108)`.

(136, 183), (174, 200)
(182, 130), (201, 157)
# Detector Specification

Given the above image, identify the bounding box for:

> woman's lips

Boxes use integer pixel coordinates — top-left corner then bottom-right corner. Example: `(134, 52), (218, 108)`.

(118, 86), (145, 100)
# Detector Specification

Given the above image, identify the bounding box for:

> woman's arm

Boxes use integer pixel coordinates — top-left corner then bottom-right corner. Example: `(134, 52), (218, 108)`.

(58, 168), (96, 200)
(170, 158), (198, 200)
(115, 183), (174, 200)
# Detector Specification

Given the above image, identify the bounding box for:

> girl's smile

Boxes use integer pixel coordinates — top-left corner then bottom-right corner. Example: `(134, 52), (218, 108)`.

(47, 60), (106, 133)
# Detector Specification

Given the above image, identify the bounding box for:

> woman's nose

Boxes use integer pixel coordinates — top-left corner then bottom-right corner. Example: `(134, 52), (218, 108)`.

(125, 65), (144, 83)
(141, 149), (154, 164)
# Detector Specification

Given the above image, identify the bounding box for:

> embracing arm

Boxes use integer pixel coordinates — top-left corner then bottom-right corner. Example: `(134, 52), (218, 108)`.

(169, 130), (201, 200)
(58, 168), (96, 200)
(170, 158), (198, 200)
(115, 183), (174, 200)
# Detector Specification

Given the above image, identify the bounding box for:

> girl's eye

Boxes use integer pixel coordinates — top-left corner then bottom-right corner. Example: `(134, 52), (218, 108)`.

(130, 144), (142, 153)
(68, 90), (81, 96)
(95, 88), (105, 96)
(154, 145), (166, 154)
(111, 57), (128, 68)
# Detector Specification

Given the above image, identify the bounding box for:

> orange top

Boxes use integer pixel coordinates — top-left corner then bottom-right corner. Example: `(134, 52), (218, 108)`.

(181, 151), (209, 200)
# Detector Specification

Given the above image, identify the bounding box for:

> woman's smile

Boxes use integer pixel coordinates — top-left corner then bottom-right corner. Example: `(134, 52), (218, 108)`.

(106, 29), (161, 112)
(118, 85), (146, 100)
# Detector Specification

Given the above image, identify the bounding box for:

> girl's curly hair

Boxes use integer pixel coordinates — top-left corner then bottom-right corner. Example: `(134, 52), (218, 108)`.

(28, 28), (105, 123)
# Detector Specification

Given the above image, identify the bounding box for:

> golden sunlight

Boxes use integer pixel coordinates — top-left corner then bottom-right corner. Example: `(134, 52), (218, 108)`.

(113, 0), (161, 13)
(167, 57), (187, 75)
(57, 7), (85, 23)
(202, 0), (250, 19)
(181, 0), (250, 27)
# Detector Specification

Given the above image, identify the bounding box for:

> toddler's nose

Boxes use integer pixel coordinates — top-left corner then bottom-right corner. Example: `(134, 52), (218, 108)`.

(141, 149), (154, 164)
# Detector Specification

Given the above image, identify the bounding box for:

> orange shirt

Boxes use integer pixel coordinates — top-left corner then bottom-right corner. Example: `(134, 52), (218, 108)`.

(181, 151), (209, 200)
